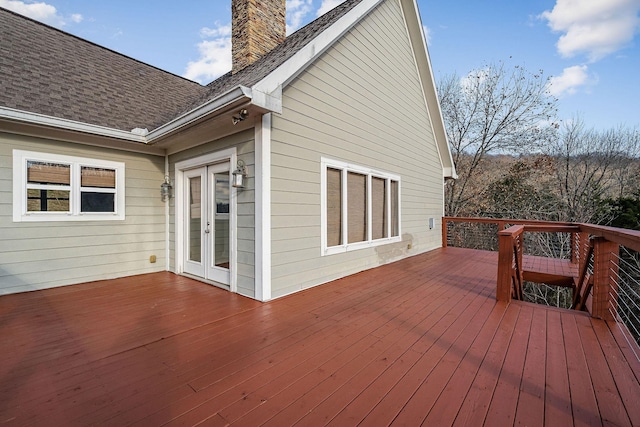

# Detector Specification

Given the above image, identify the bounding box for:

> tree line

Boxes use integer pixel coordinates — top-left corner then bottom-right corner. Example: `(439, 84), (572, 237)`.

(438, 61), (640, 229)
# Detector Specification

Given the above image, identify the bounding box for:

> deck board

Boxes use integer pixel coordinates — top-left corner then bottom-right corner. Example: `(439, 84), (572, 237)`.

(513, 307), (547, 426)
(1, 247), (639, 426)
(484, 303), (533, 426)
(561, 312), (603, 427)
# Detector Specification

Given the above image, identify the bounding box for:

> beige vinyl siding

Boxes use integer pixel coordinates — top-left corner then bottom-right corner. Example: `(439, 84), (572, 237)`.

(0, 132), (166, 295)
(168, 129), (256, 298)
(269, 0), (444, 298)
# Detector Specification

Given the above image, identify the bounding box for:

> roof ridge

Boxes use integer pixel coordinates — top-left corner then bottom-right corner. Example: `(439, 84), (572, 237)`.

(0, 6), (203, 88)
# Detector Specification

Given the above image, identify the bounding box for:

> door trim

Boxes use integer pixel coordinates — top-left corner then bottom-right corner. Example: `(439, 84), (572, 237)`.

(175, 148), (238, 293)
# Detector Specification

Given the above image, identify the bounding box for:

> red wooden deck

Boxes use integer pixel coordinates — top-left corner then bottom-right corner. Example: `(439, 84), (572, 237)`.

(1, 247), (639, 426)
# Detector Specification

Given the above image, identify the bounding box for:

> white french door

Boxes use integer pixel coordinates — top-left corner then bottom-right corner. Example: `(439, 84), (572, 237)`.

(183, 162), (231, 287)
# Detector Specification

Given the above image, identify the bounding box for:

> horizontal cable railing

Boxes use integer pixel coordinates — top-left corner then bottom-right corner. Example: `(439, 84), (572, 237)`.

(443, 217), (577, 256)
(609, 248), (640, 353)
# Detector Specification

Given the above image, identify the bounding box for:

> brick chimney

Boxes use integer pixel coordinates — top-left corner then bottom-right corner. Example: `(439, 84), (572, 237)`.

(232, 0), (286, 74)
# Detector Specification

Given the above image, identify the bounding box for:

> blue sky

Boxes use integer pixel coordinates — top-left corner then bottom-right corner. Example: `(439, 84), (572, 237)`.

(2, 0), (639, 130)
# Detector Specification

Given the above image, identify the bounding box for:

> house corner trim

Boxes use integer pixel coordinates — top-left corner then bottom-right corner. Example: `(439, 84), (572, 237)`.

(255, 113), (272, 301)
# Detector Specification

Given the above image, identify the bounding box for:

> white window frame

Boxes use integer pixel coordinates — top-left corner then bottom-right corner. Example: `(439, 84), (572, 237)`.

(13, 149), (125, 222)
(321, 158), (401, 256)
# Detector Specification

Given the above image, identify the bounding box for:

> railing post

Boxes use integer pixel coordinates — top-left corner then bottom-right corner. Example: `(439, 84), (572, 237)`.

(591, 237), (619, 321)
(442, 217), (448, 248)
(497, 231), (513, 303)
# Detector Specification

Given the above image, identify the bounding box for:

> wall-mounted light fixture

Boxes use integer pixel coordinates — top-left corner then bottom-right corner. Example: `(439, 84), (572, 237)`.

(232, 160), (248, 188)
(232, 109), (248, 125)
(160, 175), (173, 201)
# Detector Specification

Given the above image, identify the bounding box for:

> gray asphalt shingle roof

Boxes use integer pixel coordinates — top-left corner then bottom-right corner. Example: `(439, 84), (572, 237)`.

(0, 0), (363, 132)
(0, 8), (206, 132)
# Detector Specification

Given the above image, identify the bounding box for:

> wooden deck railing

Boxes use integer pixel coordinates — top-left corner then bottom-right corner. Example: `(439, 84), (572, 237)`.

(497, 225), (524, 302)
(443, 217), (640, 327)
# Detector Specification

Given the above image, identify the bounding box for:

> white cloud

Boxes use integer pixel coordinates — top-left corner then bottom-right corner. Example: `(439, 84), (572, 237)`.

(183, 22), (232, 84)
(423, 25), (431, 45)
(317, 0), (346, 17)
(547, 65), (596, 97)
(0, 0), (60, 24)
(540, 0), (640, 62)
(287, 0), (313, 34)
(0, 0), (83, 26)
(111, 28), (123, 39)
(200, 24), (231, 38)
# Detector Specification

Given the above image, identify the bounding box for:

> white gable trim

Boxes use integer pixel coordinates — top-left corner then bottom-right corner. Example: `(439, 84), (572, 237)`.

(398, 0), (457, 179)
(253, 0), (385, 96)
(252, 0), (456, 179)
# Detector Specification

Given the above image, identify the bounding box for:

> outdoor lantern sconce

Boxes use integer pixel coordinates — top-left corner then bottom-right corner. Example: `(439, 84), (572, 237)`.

(232, 160), (248, 188)
(160, 175), (173, 201)
(232, 109), (248, 125)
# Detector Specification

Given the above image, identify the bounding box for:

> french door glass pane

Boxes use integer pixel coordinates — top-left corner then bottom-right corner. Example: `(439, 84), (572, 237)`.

(189, 176), (202, 263)
(214, 172), (230, 269)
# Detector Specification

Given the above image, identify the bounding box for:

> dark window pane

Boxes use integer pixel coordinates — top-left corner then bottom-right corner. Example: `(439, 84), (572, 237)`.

(81, 192), (115, 212)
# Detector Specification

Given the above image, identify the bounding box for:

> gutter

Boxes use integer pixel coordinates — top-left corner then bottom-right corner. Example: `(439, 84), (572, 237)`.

(0, 106), (147, 143)
(0, 85), (275, 147)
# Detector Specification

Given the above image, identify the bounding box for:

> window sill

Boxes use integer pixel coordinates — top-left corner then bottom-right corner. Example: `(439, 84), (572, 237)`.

(323, 236), (402, 256)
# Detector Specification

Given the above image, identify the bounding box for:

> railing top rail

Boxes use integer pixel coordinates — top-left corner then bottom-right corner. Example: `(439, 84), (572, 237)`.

(523, 225), (581, 233)
(578, 223), (640, 253)
(498, 224), (525, 236)
(443, 216), (640, 253)
(444, 216), (575, 227)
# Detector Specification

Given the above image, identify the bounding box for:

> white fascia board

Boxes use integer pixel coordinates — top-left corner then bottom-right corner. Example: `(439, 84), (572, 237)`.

(399, 0), (457, 180)
(1, 86), (260, 151)
(253, 0), (384, 95)
(0, 106), (147, 143)
(146, 85), (253, 143)
(251, 86), (282, 114)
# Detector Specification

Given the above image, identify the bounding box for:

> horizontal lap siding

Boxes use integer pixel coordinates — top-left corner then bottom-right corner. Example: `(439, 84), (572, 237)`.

(168, 129), (256, 298)
(270, 0), (444, 298)
(0, 132), (166, 294)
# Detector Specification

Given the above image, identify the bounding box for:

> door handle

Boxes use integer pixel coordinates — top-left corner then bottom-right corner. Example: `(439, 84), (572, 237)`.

(205, 221), (210, 233)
